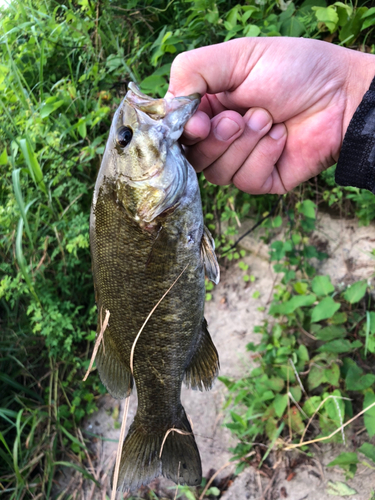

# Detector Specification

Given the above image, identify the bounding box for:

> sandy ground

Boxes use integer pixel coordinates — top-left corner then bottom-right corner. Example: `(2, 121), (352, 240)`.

(68, 213), (375, 500)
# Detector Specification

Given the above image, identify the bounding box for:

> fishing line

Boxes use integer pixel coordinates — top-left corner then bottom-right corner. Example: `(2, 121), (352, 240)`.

(130, 264), (189, 374)
(220, 195), (283, 257)
(159, 428), (192, 459)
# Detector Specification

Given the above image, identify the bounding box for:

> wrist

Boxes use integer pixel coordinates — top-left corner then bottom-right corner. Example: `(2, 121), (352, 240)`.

(342, 50), (375, 138)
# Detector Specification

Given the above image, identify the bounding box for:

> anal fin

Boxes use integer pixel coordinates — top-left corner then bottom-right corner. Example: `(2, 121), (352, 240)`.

(96, 331), (133, 400)
(184, 318), (219, 391)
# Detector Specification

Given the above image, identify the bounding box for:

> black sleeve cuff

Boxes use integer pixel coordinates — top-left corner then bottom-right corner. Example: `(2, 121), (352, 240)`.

(335, 76), (375, 193)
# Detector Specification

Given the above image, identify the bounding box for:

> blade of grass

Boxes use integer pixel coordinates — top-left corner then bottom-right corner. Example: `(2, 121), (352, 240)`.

(19, 138), (46, 194)
(59, 426), (87, 451)
(365, 311), (370, 358)
(0, 374), (43, 402)
(53, 462), (100, 487)
(0, 408), (18, 426)
(12, 169), (33, 247)
(13, 410), (24, 487)
(15, 199), (39, 303)
(0, 430), (12, 456)
(259, 422), (285, 467)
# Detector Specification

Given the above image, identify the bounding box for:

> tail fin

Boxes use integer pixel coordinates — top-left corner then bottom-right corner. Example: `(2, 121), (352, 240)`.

(116, 407), (201, 491)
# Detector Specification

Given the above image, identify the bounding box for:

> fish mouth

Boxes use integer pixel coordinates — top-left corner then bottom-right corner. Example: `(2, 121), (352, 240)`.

(126, 82), (200, 126)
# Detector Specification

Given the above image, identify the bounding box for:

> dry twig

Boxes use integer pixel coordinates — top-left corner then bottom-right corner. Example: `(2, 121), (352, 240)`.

(111, 397), (130, 500)
(83, 308), (110, 381)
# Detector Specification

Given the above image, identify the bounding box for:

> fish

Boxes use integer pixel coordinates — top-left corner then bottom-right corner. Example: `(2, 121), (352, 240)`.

(89, 82), (220, 491)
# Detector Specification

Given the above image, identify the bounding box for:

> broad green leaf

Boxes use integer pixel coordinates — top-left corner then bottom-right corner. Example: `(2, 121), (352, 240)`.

(244, 24), (261, 37)
(315, 325), (346, 341)
(206, 487), (221, 497)
(308, 365), (326, 390)
(140, 74), (165, 90)
(346, 365), (375, 391)
(343, 280), (367, 304)
(269, 294), (316, 315)
(324, 391), (345, 426)
(298, 199), (316, 219)
(303, 396), (322, 417)
(289, 386), (302, 403)
(280, 16), (306, 37)
(294, 281), (308, 295)
(358, 442), (375, 463)
(363, 393), (375, 438)
(0, 147), (8, 165)
(273, 393), (288, 418)
(324, 363), (340, 386)
(312, 275), (334, 296)
(317, 339), (353, 353)
(362, 13), (375, 30)
(339, 7), (367, 44)
(19, 138), (47, 194)
(329, 311), (347, 324)
(311, 297), (340, 323)
(362, 7), (375, 18)
(290, 407), (305, 434)
(40, 99), (64, 118)
(334, 1), (352, 26)
(266, 377), (284, 392)
(326, 481), (357, 496)
(328, 452), (358, 467)
(314, 6), (339, 33)
(297, 344), (309, 363)
(77, 118), (87, 139)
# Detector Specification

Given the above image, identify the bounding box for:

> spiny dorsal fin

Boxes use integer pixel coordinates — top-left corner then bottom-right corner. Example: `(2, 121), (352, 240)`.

(201, 226), (220, 284)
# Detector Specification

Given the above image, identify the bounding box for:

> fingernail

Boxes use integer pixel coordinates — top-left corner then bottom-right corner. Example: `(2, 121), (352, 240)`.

(164, 91), (174, 100)
(247, 109), (271, 132)
(214, 118), (240, 141)
(269, 123), (286, 140)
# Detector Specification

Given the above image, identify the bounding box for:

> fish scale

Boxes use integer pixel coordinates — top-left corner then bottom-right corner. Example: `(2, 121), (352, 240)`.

(90, 83), (220, 491)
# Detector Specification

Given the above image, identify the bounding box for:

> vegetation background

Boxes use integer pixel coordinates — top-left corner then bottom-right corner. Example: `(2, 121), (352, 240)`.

(0, 0), (375, 498)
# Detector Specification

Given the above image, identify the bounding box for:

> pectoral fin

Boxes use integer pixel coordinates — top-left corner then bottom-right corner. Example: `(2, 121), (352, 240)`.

(184, 318), (219, 391)
(201, 226), (220, 284)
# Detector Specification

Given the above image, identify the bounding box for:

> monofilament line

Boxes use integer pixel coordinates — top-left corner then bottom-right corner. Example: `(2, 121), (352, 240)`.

(111, 395), (130, 500)
(159, 428), (192, 459)
(129, 264), (189, 374)
(83, 308), (110, 381)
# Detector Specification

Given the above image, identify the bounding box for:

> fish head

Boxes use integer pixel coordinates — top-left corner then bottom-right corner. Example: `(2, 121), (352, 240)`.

(97, 83), (200, 223)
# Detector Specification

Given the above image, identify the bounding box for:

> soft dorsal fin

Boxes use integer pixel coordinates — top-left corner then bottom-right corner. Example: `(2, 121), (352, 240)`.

(200, 226), (220, 285)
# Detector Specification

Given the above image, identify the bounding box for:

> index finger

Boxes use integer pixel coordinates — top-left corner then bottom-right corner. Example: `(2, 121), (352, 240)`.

(167, 38), (262, 98)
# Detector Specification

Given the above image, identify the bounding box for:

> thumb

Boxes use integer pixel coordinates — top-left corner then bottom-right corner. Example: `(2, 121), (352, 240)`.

(167, 38), (260, 98)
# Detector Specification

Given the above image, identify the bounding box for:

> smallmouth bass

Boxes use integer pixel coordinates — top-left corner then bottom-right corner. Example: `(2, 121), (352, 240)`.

(90, 83), (220, 491)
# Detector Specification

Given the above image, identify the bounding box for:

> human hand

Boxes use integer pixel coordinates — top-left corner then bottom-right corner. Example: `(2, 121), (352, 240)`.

(167, 37), (375, 194)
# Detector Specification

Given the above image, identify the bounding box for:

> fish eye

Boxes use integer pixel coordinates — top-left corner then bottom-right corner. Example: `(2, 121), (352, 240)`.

(117, 126), (133, 147)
